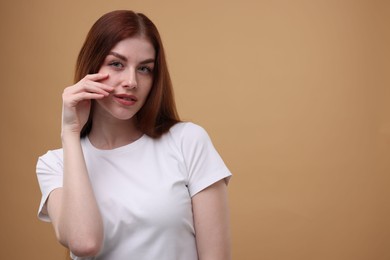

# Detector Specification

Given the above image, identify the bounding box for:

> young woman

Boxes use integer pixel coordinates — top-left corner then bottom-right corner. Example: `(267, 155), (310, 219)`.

(36, 10), (231, 260)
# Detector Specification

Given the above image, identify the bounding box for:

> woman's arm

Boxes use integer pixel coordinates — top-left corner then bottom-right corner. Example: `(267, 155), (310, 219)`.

(47, 133), (103, 257)
(46, 73), (112, 257)
(192, 179), (232, 260)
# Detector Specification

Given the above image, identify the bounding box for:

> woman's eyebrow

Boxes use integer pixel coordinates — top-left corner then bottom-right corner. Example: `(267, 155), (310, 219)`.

(108, 52), (155, 65)
(108, 51), (127, 61)
(140, 58), (155, 65)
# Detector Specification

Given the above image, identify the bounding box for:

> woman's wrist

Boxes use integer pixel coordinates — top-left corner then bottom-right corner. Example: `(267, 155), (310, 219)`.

(61, 130), (81, 143)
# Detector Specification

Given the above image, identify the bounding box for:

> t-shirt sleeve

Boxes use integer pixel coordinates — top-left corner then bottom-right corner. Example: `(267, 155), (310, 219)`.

(176, 123), (232, 197)
(36, 149), (63, 222)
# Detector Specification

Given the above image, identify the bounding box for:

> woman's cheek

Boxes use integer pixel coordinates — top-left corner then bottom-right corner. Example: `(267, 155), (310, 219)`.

(98, 69), (113, 86)
(98, 66), (110, 75)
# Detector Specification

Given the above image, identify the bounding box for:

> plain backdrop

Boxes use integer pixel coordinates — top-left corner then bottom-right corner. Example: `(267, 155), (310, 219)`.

(0, 0), (389, 259)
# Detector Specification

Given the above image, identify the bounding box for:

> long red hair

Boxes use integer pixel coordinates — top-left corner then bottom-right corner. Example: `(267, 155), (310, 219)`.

(76, 10), (180, 138)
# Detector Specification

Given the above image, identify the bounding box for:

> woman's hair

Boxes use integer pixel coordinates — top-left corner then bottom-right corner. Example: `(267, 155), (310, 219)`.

(76, 10), (180, 138)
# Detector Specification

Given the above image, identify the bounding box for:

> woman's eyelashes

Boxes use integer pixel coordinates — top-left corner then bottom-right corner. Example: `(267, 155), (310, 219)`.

(107, 60), (154, 75)
(108, 61), (124, 69)
(138, 65), (154, 74)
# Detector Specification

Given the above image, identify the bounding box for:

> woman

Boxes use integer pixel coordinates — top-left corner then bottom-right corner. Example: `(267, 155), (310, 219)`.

(36, 10), (231, 260)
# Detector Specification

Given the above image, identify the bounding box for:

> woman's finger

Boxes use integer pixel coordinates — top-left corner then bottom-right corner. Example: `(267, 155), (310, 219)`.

(85, 81), (114, 94)
(64, 92), (105, 107)
(84, 73), (109, 81)
(79, 82), (112, 96)
(65, 80), (113, 96)
(75, 92), (106, 102)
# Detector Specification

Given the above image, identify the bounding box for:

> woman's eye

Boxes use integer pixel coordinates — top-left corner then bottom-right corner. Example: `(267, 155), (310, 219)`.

(109, 61), (124, 69)
(138, 66), (153, 74)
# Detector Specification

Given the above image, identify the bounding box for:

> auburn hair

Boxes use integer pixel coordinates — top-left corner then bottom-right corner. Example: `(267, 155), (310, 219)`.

(76, 10), (180, 138)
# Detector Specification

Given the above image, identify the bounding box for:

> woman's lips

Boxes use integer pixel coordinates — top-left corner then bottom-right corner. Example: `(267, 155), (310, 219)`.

(113, 94), (137, 106)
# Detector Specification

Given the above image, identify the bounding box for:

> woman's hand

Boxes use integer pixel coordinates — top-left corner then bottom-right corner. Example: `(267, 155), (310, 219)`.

(61, 73), (113, 134)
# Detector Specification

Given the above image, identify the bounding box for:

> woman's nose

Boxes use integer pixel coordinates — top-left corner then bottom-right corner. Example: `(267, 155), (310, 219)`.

(122, 69), (137, 89)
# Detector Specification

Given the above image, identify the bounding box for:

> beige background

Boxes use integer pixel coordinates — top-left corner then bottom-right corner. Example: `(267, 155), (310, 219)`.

(0, 0), (389, 259)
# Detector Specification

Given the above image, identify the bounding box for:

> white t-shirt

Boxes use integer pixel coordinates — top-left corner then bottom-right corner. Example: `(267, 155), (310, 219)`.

(36, 122), (231, 260)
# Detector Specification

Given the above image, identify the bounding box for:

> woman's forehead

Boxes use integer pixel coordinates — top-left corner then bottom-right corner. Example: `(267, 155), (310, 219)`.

(109, 37), (155, 61)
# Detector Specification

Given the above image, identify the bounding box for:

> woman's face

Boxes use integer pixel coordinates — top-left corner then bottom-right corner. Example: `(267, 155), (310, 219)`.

(95, 36), (155, 122)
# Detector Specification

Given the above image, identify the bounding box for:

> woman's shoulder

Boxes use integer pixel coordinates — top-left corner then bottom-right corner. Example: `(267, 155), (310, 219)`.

(165, 122), (214, 151)
(169, 121), (209, 139)
(36, 148), (64, 175)
(37, 148), (63, 164)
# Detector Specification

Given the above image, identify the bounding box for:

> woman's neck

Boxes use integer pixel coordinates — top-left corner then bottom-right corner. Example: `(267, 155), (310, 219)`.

(88, 115), (143, 150)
